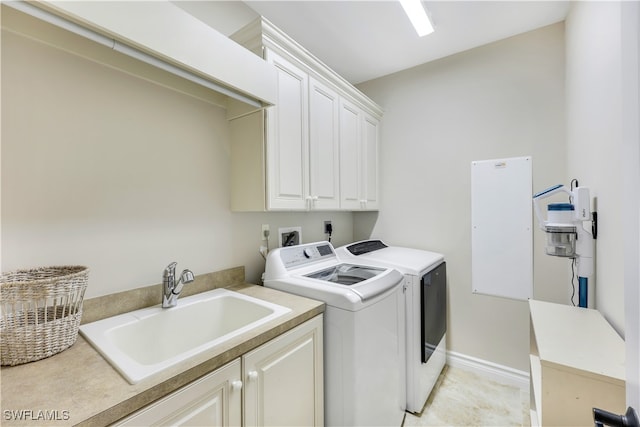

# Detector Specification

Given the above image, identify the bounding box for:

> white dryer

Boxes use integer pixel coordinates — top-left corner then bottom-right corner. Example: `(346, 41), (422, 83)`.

(264, 241), (406, 427)
(336, 240), (446, 414)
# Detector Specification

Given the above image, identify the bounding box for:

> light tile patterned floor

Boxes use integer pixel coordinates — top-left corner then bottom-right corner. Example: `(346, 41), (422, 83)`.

(403, 366), (530, 427)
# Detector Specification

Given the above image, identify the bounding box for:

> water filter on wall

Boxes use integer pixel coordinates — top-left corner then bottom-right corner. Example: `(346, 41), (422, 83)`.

(533, 183), (596, 308)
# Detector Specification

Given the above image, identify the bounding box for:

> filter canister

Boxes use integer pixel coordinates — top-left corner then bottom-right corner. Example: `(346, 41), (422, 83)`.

(547, 203), (574, 224)
(545, 204), (577, 257)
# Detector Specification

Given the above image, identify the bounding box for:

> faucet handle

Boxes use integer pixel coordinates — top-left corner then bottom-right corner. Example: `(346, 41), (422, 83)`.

(172, 269), (195, 295)
(164, 262), (178, 278)
(181, 269), (195, 283)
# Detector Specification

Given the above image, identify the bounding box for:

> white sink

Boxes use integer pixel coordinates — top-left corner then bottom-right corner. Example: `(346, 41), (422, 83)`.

(79, 288), (291, 384)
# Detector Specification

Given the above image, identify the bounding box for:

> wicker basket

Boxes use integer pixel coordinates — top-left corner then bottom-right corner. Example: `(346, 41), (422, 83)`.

(1, 266), (89, 366)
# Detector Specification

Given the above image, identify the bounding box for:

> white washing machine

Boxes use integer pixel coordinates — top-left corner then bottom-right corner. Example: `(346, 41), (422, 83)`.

(336, 240), (446, 414)
(264, 241), (406, 427)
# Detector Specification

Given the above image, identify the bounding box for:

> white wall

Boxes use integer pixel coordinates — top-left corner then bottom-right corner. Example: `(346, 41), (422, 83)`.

(1, 11), (353, 298)
(357, 23), (566, 371)
(565, 1), (627, 334)
(566, 0), (640, 408)
(621, 0), (640, 410)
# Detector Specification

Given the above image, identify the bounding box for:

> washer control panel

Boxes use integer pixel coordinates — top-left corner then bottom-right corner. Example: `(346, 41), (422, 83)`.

(280, 242), (336, 269)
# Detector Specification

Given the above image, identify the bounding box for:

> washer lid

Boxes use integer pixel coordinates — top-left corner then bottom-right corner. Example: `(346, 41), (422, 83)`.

(305, 263), (386, 285)
(302, 264), (403, 303)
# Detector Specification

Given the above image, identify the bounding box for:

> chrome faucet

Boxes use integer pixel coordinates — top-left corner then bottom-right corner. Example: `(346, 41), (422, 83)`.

(162, 262), (195, 308)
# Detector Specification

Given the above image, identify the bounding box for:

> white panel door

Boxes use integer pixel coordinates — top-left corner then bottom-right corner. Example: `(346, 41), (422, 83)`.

(471, 156), (533, 300)
(309, 76), (340, 210)
(115, 360), (242, 427)
(243, 315), (323, 427)
(265, 50), (309, 210)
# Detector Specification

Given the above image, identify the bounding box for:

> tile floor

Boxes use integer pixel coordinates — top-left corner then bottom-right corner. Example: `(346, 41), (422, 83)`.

(403, 366), (531, 427)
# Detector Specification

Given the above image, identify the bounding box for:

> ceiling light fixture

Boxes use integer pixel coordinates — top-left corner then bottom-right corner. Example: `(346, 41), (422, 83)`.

(399, 0), (435, 37)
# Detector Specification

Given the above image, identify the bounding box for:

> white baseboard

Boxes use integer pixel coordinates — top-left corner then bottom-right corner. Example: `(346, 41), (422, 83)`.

(446, 350), (530, 390)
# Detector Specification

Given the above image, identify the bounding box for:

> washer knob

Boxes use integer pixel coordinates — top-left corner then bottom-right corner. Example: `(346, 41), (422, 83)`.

(303, 248), (314, 258)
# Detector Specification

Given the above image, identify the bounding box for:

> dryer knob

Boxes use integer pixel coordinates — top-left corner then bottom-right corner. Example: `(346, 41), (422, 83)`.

(303, 248), (314, 258)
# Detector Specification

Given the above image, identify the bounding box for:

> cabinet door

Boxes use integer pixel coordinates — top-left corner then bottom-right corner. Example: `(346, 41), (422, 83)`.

(114, 360), (242, 427)
(361, 112), (380, 210)
(309, 77), (340, 210)
(339, 98), (362, 210)
(339, 99), (380, 210)
(265, 50), (309, 210)
(243, 315), (323, 427)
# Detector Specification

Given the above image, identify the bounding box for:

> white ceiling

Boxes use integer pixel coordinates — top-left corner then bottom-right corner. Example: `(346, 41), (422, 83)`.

(175, 1), (571, 85)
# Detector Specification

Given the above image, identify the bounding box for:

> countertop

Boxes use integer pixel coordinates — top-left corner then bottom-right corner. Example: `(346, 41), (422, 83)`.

(1, 282), (324, 426)
(529, 299), (625, 382)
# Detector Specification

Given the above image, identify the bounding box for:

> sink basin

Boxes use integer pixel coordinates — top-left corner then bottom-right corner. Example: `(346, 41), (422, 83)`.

(79, 288), (291, 384)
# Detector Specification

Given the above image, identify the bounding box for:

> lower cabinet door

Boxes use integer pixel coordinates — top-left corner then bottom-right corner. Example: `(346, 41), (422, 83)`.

(114, 359), (242, 427)
(243, 315), (324, 427)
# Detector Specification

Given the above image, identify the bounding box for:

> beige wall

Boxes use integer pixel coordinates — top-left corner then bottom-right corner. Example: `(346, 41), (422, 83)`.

(1, 11), (353, 298)
(357, 23), (567, 371)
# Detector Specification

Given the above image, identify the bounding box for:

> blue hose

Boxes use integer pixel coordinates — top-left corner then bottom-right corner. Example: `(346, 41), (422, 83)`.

(579, 277), (588, 308)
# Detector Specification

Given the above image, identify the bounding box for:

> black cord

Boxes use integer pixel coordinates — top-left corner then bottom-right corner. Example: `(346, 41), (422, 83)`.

(284, 232), (297, 246)
(570, 178), (579, 190)
(571, 258), (577, 306)
(570, 179), (579, 204)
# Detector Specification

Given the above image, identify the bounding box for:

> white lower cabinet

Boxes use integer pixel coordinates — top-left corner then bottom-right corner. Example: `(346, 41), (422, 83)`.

(243, 314), (323, 426)
(114, 360), (242, 427)
(113, 315), (323, 427)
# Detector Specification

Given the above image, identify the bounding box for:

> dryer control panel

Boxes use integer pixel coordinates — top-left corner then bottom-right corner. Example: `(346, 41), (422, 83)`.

(280, 242), (336, 269)
(345, 240), (388, 255)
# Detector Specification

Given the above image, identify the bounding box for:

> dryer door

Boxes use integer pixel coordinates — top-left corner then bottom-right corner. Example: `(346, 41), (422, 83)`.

(421, 262), (446, 363)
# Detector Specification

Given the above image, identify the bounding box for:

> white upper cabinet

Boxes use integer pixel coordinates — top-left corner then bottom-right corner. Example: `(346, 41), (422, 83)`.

(265, 51), (310, 210)
(339, 99), (362, 210)
(361, 113), (380, 210)
(339, 99), (380, 210)
(230, 17), (383, 212)
(309, 76), (341, 210)
(265, 53), (341, 211)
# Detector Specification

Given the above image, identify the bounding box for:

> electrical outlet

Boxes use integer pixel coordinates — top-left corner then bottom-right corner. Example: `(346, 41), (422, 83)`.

(261, 224), (270, 240)
(324, 220), (332, 234)
(279, 226), (301, 247)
